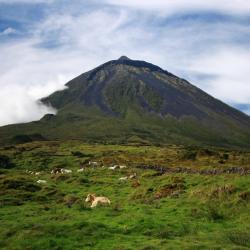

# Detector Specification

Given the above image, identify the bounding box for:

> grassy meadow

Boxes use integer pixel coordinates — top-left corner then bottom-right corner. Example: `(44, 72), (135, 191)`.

(0, 141), (250, 249)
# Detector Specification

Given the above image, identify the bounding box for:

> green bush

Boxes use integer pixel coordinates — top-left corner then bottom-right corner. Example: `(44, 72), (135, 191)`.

(0, 155), (15, 169)
(227, 231), (250, 247)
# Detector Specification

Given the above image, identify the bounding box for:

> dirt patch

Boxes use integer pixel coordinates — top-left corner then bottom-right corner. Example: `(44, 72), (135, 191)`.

(239, 191), (250, 202)
(131, 180), (140, 188)
(210, 184), (237, 198)
(154, 183), (185, 199)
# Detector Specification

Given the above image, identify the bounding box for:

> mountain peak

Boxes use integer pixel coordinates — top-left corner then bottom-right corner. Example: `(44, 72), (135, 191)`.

(118, 56), (131, 61)
(34, 56), (250, 147)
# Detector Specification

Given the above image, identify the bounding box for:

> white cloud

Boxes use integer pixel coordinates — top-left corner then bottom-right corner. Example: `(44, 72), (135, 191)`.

(0, 27), (16, 36)
(244, 108), (250, 115)
(103, 0), (250, 14)
(0, 85), (56, 126)
(0, 3), (249, 126)
(0, 0), (53, 3)
(187, 48), (250, 104)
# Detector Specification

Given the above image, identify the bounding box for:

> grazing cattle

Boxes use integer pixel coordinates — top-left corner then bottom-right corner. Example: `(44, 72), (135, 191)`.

(37, 180), (47, 184)
(119, 165), (127, 169)
(109, 165), (127, 170)
(51, 168), (63, 174)
(26, 170), (35, 175)
(51, 168), (72, 174)
(35, 172), (41, 176)
(119, 177), (128, 181)
(109, 165), (119, 170)
(129, 173), (137, 179)
(62, 169), (72, 174)
(89, 161), (99, 167)
(77, 168), (84, 172)
(85, 194), (111, 208)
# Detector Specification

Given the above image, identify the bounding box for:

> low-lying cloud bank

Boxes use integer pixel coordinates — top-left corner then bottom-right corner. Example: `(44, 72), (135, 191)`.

(0, 0), (249, 126)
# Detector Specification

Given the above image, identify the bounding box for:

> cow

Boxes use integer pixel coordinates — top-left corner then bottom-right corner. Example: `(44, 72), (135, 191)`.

(51, 168), (63, 174)
(119, 177), (128, 181)
(89, 161), (99, 167)
(109, 165), (119, 170)
(37, 180), (47, 184)
(129, 173), (137, 179)
(119, 165), (127, 169)
(85, 194), (111, 208)
(51, 168), (72, 174)
(62, 169), (72, 174)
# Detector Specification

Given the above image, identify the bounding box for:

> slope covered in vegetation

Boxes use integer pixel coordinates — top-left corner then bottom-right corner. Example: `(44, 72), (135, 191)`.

(0, 141), (249, 249)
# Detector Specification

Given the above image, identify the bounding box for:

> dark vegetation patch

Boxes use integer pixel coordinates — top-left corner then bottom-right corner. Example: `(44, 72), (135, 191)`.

(206, 203), (225, 221)
(197, 149), (220, 157)
(71, 151), (93, 158)
(12, 134), (46, 144)
(0, 155), (15, 169)
(181, 150), (197, 160)
(227, 231), (250, 247)
(0, 177), (41, 192)
(0, 176), (42, 205)
(239, 191), (250, 202)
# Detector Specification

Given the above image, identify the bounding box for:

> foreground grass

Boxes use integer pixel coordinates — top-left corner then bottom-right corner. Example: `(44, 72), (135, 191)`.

(0, 141), (250, 249)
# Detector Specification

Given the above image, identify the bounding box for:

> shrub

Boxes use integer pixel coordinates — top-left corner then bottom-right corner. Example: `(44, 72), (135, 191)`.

(207, 204), (224, 221)
(2, 178), (41, 192)
(71, 151), (93, 158)
(12, 134), (46, 144)
(239, 191), (250, 202)
(227, 231), (250, 247)
(0, 155), (15, 169)
(78, 177), (90, 184)
(181, 151), (197, 160)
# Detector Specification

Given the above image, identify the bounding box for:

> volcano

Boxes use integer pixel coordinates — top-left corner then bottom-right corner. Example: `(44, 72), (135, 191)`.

(1, 56), (250, 147)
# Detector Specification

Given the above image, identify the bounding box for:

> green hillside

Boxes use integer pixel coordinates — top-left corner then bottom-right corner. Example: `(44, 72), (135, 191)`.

(0, 141), (250, 249)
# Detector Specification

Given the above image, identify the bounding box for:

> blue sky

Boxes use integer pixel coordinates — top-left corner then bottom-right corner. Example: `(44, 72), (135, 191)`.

(0, 0), (250, 125)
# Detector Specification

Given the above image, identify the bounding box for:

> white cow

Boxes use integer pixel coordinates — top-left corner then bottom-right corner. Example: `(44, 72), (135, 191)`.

(62, 169), (72, 174)
(89, 161), (99, 167)
(109, 165), (119, 170)
(119, 165), (127, 169)
(119, 177), (128, 181)
(37, 180), (47, 184)
(85, 194), (111, 208)
(77, 168), (84, 172)
(129, 173), (137, 179)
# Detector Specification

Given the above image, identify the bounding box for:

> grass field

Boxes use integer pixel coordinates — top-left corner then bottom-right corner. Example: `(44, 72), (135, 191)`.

(0, 141), (250, 250)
